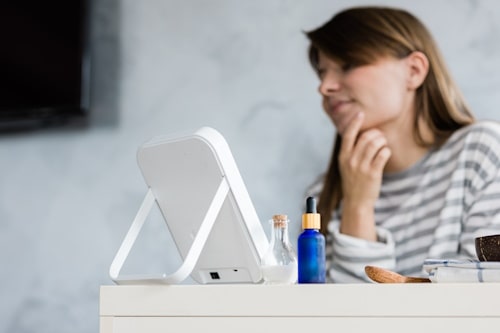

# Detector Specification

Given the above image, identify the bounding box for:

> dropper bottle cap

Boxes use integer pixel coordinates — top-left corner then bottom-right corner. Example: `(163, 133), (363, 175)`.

(302, 197), (321, 230)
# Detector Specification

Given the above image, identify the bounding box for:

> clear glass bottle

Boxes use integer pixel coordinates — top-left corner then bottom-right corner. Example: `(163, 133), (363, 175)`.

(261, 214), (298, 284)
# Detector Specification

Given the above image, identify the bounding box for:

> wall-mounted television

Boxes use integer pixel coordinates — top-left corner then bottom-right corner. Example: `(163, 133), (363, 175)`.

(0, 1), (90, 130)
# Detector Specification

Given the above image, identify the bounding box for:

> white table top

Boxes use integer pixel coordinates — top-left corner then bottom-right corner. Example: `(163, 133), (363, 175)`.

(100, 283), (500, 317)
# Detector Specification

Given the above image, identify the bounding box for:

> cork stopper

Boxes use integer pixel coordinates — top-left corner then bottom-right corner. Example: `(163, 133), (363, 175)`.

(272, 214), (288, 228)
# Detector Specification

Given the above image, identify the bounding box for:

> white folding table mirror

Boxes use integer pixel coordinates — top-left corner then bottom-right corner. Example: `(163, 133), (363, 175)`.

(109, 127), (269, 284)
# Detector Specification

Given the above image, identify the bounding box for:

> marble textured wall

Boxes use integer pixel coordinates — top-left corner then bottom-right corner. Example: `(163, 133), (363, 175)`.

(1, 0), (500, 332)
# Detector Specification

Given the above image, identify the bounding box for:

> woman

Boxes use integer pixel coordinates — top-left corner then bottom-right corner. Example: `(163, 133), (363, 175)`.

(306, 6), (500, 282)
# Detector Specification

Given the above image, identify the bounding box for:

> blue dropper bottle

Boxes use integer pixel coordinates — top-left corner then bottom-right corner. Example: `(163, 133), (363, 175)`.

(298, 196), (326, 283)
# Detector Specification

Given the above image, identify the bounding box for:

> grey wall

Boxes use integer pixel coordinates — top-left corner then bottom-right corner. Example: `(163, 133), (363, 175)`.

(2, 0), (500, 332)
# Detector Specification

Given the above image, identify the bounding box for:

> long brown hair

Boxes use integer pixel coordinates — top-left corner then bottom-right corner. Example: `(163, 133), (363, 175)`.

(306, 7), (475, 235)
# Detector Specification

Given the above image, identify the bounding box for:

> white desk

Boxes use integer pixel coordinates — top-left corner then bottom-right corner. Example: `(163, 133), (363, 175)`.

(100, 284), (500, 333)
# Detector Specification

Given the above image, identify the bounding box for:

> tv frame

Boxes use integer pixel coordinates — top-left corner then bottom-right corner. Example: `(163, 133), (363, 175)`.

(0, 1), (91, 130)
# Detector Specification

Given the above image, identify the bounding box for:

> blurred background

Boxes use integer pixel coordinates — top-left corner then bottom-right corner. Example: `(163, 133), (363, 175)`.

(1, 0), (500, 332)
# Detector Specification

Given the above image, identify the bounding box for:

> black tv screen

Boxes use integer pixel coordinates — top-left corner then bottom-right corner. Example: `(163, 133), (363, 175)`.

(0, 1), (89, 129)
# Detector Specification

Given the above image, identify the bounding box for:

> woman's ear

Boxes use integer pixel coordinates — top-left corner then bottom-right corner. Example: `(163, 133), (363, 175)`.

(406, 51), (429, 90)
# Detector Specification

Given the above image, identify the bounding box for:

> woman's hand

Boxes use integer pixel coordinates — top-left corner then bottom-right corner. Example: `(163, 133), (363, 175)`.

(338, 112), (392, 241)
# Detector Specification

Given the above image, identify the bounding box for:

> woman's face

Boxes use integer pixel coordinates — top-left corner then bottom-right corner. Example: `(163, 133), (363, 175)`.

(316, 51), (414, 136)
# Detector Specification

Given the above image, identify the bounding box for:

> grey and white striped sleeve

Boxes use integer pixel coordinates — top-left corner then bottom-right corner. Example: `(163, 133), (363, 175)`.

(460, 127), (500, 257)
(327, 219), (396, 283)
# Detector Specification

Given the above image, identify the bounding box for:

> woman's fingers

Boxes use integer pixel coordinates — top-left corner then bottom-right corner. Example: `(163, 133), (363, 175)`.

(373, 146), (392, 171)
(357, 131), (389, 171)
(342, 128), (392, 176)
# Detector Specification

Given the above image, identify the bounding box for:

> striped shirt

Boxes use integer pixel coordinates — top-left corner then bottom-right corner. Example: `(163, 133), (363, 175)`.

(309, 121), (500, 283)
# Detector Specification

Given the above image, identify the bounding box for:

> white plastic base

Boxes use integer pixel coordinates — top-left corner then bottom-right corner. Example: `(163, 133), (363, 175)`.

(109, 178), (229, 285)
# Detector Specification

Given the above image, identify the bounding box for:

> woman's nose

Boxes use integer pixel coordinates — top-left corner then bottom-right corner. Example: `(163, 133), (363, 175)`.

(318, 73), (341, 95)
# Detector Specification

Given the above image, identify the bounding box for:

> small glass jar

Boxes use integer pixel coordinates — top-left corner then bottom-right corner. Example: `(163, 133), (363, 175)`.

(261, 214), (298, 284)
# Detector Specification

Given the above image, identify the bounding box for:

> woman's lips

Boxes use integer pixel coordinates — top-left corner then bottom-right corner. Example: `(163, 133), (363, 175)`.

(329, 100), (352, 114)
(325, 99), (357, 134)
